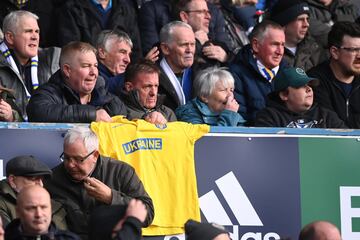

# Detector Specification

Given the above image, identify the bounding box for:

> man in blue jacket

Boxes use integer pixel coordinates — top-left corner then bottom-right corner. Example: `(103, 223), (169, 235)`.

(229, 20), (287, 125)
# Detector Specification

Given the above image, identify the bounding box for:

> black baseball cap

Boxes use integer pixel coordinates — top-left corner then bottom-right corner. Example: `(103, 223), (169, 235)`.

(6, 155), (52, 177)
(185, 219), (229, 240)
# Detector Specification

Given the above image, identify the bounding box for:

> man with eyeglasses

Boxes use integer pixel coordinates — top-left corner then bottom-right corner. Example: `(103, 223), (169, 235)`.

(0, 155), (67, 229)
(44, 126), (154, 239)
(138, 0), (231, 57)
(308, 21), (360, 128)
(178, 0), (230, 70)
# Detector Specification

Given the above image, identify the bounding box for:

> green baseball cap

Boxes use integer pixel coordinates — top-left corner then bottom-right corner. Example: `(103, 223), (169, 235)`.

(274, 67), (319, 92)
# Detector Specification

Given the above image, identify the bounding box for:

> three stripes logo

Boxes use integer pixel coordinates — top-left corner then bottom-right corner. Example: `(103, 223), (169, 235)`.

(163, 171), (281, 240)
(200, 171), (263, 226)
(199, 171), (280, 240)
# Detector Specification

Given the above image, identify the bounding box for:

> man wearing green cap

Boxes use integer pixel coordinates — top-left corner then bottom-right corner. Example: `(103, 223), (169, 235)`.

(255, 67), (347, 128)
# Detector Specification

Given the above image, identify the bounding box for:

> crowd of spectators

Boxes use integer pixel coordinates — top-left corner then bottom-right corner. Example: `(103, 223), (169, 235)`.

(0, 0), (359, 129)
(0, 0), (358, 239)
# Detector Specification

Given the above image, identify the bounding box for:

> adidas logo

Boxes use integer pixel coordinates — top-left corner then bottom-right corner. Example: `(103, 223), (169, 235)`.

(200, 171), (280, 240)
(200, 171), (263, 226)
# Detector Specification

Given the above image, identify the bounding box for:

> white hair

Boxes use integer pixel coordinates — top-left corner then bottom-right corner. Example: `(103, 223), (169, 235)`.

(3, 10), (39, 34)
(64, 126), (99, 153)
(194, 67), (235, 98)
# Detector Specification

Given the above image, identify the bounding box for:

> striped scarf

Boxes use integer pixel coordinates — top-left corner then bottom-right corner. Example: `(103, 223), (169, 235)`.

(256, 59), (279, 83)
(0, 41), (39, 98)
(160, 58), (192, 105)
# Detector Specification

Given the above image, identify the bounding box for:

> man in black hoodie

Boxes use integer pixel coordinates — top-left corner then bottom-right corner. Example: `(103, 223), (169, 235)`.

(307, 21), (360, 129)
(255, 67), (346, 128)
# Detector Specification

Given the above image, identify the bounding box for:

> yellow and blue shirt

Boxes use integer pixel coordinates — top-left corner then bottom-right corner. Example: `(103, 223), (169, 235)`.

(91, 116), (209, 235)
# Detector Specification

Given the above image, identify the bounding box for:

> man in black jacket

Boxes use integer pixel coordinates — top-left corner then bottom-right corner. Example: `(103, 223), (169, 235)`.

(5, 185), (79, 240)
(307, 21), (360, 128)
(27, 41), (127, 123)
(255, 67), (346, 128)
(44, 127), (154, 239)
(122, 59), (176, 124)
(229, 20), (286, 125)
(177, 0), (230, 71)
(158, 21), (196, 111)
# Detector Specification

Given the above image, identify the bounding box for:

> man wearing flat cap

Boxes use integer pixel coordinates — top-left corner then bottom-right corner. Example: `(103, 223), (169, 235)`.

(0, 155), (68, 229)
(269, 0), (327, 71)
(255, 67), (347, 128)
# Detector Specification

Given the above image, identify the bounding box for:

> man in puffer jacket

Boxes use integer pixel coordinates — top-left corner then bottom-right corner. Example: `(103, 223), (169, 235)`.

(27, 41), (127, 123)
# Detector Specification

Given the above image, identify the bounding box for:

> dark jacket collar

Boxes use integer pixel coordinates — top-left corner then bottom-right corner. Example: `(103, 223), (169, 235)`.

(98, 62), (115, 79)
(120, 89), (166, 112)
(5, 218), (59, 240)
(48, 70), (114, 106)
(235, 44), (287, 78)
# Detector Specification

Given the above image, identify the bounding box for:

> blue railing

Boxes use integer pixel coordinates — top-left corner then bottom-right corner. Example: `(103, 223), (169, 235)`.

(1, 122), (360, 137)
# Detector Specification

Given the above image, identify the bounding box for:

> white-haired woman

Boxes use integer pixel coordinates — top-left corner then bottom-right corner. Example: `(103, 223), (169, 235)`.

(176, 67), (245, 126)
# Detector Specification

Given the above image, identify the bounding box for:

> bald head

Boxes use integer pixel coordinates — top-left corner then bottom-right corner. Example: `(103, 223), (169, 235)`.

(299, 221), (341, 240)
(16, 185), (52, 236)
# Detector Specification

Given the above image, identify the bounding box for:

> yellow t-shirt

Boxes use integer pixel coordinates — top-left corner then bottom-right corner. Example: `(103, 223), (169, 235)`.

(91, 116), (210, 235)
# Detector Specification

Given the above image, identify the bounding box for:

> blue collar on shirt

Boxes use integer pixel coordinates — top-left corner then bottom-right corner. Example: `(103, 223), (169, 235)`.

(91, 0), (112, 12)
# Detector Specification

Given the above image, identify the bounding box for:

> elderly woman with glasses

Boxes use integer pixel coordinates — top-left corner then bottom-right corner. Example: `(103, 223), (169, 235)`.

(176, 67), (245, 126)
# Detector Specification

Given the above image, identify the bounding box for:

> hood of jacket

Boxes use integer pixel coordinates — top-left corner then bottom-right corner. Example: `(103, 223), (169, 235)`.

(120, 89), (166, 112)
(5, 219), (58, 240)
(266, 91), (317, 115)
